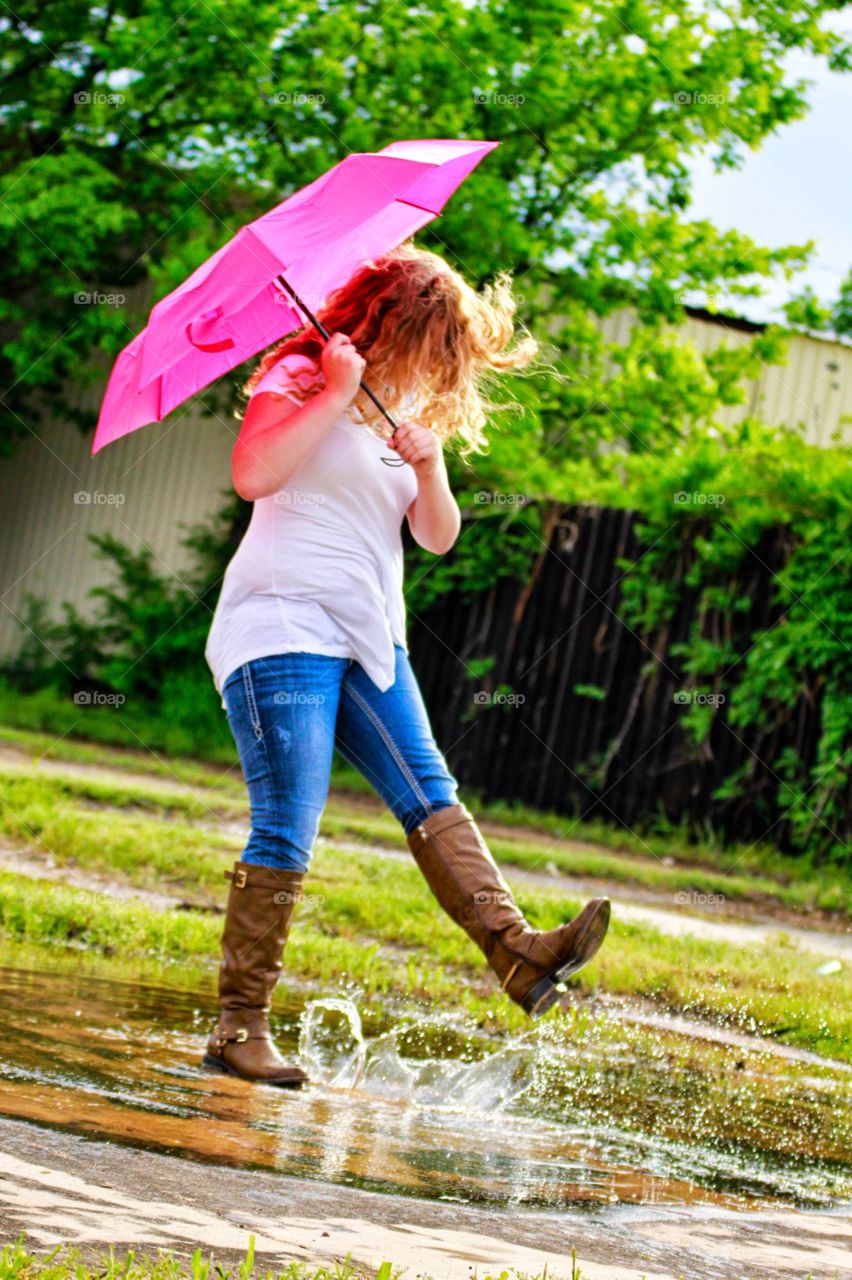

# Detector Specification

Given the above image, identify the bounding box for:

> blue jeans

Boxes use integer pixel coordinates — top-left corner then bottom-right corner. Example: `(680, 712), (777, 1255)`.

(221, 646), (460, 873)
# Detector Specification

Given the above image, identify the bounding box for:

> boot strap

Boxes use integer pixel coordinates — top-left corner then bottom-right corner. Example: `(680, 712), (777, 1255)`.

(214, 1027), (273, 1048)
(411, 814), (476, 854)
(500, 960), (522, 991)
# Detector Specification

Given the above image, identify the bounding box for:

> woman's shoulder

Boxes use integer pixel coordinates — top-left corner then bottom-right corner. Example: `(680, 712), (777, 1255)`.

(251, 350), (322, 399)
(278, 351), (319, 374)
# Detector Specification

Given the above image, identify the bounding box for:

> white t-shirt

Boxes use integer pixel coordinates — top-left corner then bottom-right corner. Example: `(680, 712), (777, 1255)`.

(205, 353), (419, 708)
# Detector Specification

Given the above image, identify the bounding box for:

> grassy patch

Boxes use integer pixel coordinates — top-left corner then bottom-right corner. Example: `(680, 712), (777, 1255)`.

(4, 708), (848, 921)
(4, 741), (846, 921)
(1, 831), (849, 1060)
(0, 1233), (833, 1280)
(0, 1236), (400, 1280)
(0, 771), (241, 894)
(1, 744), (850, 1059)
(320, 800), (851, 917)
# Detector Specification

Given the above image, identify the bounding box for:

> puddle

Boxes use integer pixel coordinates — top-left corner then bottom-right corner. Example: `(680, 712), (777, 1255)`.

(0, 963), (849, 1216)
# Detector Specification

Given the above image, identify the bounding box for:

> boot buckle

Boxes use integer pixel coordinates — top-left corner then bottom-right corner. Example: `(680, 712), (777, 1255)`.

(234, 1027), (249, 1042)
(234, 868), (248, 888)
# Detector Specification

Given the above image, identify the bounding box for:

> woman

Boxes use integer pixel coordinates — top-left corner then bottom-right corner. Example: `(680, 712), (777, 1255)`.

(202, 242), (610, 1087)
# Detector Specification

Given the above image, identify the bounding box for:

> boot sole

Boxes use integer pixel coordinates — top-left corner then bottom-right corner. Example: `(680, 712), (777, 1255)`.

(200, 1051), (307, 1088)
(520, 899), (612, 1018)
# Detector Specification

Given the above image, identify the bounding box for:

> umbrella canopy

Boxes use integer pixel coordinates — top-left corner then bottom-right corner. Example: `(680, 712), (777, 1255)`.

(91, 138), (499, 455)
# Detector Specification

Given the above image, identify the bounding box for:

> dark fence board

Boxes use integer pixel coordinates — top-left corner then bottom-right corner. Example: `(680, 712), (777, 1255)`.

(407, 504), (842, 853)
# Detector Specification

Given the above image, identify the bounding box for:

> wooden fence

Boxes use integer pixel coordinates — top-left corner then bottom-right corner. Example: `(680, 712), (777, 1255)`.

(407, 504), (828, 852)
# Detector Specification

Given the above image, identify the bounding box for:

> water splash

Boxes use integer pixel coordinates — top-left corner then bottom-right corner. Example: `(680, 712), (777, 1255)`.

(299, 997), (533, 1112)
(298, 998), (367, 1087)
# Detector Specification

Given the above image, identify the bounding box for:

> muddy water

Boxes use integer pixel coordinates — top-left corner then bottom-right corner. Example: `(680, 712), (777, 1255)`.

(0, 963), (849, 1215)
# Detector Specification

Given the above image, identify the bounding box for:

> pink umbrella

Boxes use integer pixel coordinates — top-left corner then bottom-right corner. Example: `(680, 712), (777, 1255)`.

(91, 138), (499, 456)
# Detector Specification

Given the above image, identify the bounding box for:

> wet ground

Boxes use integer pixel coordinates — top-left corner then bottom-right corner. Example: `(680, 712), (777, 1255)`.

(0, 958), (850, 1277)
(0, 741), (850, 1277)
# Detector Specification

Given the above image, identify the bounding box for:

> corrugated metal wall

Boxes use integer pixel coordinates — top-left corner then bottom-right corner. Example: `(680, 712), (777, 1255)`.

(1, 309), (849, 663)
(0, 375), (235, 662)
(597, 307), (851, 447)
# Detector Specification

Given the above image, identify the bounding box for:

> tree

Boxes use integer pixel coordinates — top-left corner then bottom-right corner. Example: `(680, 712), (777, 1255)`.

(784, 267), (852, 338)
(1, 0), (849, 467)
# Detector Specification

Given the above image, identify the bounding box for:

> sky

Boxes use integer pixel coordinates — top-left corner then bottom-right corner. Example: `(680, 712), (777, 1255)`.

(685, 16), (851, 325)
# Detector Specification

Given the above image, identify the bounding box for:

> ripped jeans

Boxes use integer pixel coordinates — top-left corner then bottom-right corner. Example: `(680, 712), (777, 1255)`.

(221, 646), (460, 873)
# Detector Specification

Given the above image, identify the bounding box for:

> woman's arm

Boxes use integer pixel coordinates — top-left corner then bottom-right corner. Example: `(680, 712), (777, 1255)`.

(232, 333), (365, 501)
(393, 421), (461, 556)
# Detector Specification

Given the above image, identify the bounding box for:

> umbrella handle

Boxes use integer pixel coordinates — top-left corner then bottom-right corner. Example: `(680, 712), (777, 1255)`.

(275, 274), (399, 435)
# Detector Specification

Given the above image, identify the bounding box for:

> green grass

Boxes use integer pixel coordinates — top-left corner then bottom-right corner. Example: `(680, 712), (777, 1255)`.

(3, 735), (848, 920)
(4, 678), (848, 915)
(0, 722), (247, 795)
(0, 820), (849, 1058)
(1, 735), (850, 1058)
(0, 1234), (831, 1280)
(0, 771), (241, 895)
(0, 1237), (397, 1280)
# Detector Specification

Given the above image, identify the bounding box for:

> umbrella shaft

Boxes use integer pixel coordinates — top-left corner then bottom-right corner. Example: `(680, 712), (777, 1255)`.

(275, 274), (398, 433)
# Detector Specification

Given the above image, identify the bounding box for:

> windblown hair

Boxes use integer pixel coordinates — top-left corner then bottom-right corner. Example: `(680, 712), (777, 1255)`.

(242, 241), (539, 455)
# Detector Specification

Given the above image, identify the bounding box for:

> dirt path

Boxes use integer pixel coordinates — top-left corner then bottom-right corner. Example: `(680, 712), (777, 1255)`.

(1, 1116), (849, 1280)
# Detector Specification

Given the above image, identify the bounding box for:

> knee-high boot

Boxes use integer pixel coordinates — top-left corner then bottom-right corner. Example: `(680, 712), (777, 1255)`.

(407, 804), (610, 1017)
(202, 861), (308, 1086)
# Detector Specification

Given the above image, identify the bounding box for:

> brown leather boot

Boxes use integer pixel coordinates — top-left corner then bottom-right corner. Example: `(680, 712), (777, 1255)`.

(407, 804), (610, 1017)
(201, 861), (308, 1086)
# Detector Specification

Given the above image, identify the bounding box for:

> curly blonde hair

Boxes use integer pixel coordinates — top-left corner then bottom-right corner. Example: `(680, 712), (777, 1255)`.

(242, 241), (539, 455)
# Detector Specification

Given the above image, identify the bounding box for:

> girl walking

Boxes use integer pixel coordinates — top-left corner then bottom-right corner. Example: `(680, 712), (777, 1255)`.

(203, 242), (610, 1086)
